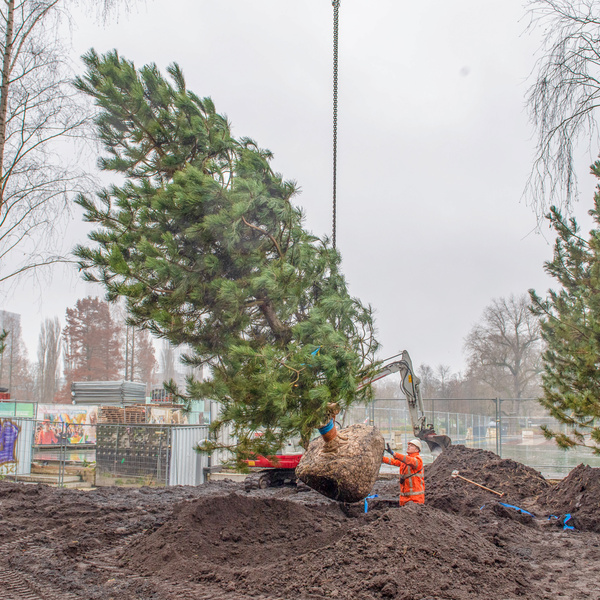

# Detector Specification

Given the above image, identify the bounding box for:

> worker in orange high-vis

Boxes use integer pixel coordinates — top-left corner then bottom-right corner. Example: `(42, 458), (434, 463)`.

(382, 438), (424, 505)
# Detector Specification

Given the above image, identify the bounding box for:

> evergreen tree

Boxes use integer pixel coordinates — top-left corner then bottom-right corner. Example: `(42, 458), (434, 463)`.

(530, 161), (600, 454)
(73, 50), (379, 461)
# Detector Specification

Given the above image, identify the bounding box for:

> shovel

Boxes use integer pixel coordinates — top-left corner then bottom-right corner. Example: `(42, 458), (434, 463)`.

(451, 470), (505, 497)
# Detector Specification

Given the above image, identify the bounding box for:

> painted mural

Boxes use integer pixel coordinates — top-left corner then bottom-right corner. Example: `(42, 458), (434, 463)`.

(0, 418), (20, 474)
(34, 404), (98, 445)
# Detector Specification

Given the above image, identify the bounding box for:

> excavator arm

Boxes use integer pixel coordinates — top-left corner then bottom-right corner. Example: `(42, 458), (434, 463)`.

(358, 350), (451, 456)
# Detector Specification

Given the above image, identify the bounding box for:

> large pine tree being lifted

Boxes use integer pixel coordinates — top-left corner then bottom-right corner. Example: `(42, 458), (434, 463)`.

(530, 160), (600, 455)
(74, 50), (379, 463)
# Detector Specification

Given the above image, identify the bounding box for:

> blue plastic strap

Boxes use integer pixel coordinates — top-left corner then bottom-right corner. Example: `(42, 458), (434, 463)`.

(498, 502), (535, 517)
(563, 514), (575, 530)
(318, 419), (334, 435)
(311, 346), (321, 356)
(364, 494), (378, 513)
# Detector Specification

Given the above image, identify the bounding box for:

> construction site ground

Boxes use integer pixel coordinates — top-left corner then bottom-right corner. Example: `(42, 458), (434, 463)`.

(1, 444), (599, 600)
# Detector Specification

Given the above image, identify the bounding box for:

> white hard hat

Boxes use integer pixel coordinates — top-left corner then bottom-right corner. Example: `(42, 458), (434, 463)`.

(408, 439), (422, 451)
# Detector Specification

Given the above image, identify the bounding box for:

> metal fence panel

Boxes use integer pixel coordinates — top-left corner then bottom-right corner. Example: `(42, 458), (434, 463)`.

(96, 424), (171, 486)
(8, 397), (597, 486)
(169, 425), (209, 486)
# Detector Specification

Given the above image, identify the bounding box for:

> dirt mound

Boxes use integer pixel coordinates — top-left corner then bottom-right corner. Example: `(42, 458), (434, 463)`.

(0, 473), (599, 600)
(124, 493), (349, 574)
(423, 445), (549, 517)
(123, 493), (542, 600)
(534, 463), (600, 532)
(279, 503), (538, 600)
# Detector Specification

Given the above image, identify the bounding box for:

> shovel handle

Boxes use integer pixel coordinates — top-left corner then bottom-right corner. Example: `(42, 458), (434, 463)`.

(454, 473), (505, 497)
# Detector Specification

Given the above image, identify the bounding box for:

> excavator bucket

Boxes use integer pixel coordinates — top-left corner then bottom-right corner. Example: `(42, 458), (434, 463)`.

(421, 433), (452, 457)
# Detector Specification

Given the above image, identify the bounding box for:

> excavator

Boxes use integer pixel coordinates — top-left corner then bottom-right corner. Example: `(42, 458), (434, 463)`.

(244, 350), (452, 490)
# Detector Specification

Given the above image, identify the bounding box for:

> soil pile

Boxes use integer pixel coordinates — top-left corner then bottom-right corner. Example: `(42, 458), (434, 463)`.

(0, 446), (599, 600)
(371, 444), (550, 519)
(423, 444), (549, 518)
(125, 494), (540, 600)
(534, 463), (600, 532)
(124, 493), (349, 574)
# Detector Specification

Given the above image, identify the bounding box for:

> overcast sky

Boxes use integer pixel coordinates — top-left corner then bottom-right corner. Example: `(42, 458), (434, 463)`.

(2, 0), (599, 374)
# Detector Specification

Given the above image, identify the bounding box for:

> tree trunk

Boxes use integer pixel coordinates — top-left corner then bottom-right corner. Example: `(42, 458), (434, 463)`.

(0, 0), (15, 191)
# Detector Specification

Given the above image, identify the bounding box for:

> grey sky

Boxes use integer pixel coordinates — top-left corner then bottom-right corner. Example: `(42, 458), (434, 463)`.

(2, 0), (598, 373)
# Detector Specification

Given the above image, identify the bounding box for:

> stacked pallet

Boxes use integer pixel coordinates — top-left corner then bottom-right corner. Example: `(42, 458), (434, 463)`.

(98, 405), (147, 424)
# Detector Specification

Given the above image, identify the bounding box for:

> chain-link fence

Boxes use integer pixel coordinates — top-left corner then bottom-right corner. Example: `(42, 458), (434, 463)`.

(1, 398), (598, 486)
(0, 418), (212, 487)
(347, 397), (600, 479)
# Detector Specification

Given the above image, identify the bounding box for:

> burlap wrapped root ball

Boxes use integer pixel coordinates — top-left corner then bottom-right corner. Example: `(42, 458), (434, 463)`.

(295, 423), (385, 503)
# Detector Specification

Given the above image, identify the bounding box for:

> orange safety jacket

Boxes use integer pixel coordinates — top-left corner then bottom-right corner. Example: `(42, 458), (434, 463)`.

(382, 450), (424, 505)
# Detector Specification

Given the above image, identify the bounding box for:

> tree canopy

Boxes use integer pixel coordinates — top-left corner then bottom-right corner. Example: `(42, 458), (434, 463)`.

(61, 296), (124, 395)
(464, 294), (542, 402)
(525, 0), (600, 220)
(530, 160), (600, 454)
(73, 50), (379, 462)
(0, 1), (148, 285)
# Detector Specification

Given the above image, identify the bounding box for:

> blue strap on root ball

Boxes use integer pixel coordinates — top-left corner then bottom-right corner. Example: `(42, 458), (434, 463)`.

(318, 419), (335, 435)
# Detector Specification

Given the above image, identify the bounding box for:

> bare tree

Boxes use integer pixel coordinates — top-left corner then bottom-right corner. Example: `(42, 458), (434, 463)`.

(0, 0), (148, 285)
(159, 340), (176, 384)
(435, 364), (452, 399)
(0, 309), (33, 398)
(36, 316), (61, 402)
(133, 328), (157, 392)
(526, 0), (600, 220)
(417, 363), (437, 399)
(464, 294), (543, 402)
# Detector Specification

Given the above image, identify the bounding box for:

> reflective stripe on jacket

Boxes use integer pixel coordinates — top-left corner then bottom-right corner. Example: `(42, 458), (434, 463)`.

(382, 450), (424, 505)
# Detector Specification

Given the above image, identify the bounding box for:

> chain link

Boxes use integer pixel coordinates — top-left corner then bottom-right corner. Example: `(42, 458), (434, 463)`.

(332, 0), (340, 250)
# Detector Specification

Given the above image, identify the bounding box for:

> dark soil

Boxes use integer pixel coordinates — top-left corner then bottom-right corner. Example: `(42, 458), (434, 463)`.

(1, 444), (599, 599)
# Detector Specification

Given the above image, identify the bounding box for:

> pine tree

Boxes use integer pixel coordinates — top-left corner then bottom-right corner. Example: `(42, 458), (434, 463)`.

(73, 50), (379, 461)
(530, 161), (600, 454)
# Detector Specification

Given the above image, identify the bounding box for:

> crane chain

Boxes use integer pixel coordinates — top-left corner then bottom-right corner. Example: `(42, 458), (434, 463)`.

(332, 0), (340, 250)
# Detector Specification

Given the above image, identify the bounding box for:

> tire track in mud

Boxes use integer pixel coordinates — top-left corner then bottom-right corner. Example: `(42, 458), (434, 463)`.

(0, 567), (82, 600)
(0, 529), (82, 600)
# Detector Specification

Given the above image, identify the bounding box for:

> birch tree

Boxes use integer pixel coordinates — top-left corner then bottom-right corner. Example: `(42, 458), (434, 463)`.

(0, 0), (146, 285)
